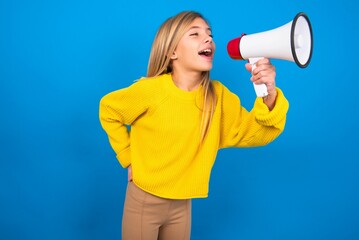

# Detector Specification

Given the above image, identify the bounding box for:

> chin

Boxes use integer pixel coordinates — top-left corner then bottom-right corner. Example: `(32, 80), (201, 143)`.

(202, 64), (213, 71)
(198, 62), (213, 70)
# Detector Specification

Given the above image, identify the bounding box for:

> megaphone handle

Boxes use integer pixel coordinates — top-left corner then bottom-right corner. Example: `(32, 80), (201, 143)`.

(249, 57), (268, 97)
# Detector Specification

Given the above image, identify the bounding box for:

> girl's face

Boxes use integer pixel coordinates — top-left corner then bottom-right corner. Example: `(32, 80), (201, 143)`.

(171, 17), (216, 74)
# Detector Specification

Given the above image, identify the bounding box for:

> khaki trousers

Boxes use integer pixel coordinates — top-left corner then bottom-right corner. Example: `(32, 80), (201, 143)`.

(122, 181), (191, 240)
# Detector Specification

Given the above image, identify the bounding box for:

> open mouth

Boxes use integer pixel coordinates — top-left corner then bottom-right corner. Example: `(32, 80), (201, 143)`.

(198, 48), (213, 57)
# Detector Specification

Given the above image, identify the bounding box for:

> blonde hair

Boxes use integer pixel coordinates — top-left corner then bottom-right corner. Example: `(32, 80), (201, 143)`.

(147, 11), (216, 143)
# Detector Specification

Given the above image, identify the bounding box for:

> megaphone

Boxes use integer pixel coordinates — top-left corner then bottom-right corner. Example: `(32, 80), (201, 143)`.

(227, 12), (313, 97)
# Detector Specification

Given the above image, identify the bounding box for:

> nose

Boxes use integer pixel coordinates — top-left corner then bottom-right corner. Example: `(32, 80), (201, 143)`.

(204, 35), (213, 43)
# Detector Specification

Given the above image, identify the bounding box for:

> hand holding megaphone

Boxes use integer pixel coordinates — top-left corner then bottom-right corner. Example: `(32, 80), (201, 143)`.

(227, 12), (313, 97)
(245, 57), (276, 97)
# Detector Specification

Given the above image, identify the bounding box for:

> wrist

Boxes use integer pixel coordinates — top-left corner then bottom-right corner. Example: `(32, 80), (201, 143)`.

(263, 89), (277, 110)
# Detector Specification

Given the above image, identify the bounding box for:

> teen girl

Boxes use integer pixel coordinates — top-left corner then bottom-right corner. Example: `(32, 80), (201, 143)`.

(99, 11), (289, 240)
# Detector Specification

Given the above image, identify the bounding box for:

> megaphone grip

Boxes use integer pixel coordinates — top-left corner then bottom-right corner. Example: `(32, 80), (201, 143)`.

(249, 57), (269, 97)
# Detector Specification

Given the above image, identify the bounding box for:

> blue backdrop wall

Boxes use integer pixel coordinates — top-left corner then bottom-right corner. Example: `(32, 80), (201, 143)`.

(1, 0), (358, 240)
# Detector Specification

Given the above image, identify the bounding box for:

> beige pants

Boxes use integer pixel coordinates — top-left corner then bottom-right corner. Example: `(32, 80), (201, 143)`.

(122, 181), (191, 240)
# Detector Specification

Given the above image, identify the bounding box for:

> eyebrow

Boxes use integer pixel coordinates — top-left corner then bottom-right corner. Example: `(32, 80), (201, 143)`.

(188, 26), (212, 32)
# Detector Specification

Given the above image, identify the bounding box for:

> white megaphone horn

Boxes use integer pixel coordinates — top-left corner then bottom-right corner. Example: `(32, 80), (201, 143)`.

(227, 12), (313, 97)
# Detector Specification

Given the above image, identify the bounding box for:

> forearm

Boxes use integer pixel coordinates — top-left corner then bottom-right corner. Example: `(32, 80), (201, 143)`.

(99, 98), (132, 168)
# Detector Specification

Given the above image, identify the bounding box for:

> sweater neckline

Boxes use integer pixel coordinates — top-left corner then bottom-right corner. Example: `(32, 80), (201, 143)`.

(163, 73), (201, 100)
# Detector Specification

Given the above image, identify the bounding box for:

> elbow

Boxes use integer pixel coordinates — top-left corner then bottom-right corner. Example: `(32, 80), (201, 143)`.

(249, 127), (283, 147)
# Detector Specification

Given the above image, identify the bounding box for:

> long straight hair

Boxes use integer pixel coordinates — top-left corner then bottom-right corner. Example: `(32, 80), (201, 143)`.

(147, 11), (216, 143)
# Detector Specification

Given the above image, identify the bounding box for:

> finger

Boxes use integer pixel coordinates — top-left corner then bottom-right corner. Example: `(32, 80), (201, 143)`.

(253, 77), (276, 91)
(252, 64), (275, 75)
(255, 58), (270, 66)
(128, 166), (133, 182)
(251, 70), (276, 82)
(245, 63), (252, 72)
(253, 58), (273, 67)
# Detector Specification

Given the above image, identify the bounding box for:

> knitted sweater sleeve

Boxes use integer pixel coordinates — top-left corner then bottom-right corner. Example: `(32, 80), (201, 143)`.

(99, 80), (152, 168)
(218, 84), (289, 149)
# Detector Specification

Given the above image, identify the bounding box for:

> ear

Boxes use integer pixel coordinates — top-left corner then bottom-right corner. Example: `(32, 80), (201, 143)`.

(170, 51), (178, 60)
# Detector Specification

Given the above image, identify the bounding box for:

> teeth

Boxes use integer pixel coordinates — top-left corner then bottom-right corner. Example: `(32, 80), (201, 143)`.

(201, 49), (212, 53)
(199, 49), (212, 55)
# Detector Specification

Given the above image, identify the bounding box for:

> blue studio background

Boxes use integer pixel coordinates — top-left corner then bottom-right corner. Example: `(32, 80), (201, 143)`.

(1, 0), (358, 240)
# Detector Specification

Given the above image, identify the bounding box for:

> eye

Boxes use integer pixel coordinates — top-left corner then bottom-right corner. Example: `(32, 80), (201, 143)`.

(189, 32), (199, 37)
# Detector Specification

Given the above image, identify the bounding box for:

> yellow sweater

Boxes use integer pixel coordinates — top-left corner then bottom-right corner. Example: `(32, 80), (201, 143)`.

(99, 73), (289, 199)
